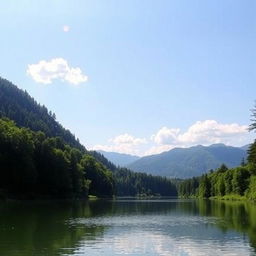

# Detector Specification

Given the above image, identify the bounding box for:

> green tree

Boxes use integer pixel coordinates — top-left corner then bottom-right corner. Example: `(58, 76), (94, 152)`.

(199, 175), (211, 198)
(248, 141), (256, 165)
(80, 155), (114, 197)
(217, 164), (228, 173)
(232, 167), (250, 195)
(249, 102), (256, 132)
(217, 174), (225, 196)
(248, 102), (256, 165)
(224, 171), (233, 194)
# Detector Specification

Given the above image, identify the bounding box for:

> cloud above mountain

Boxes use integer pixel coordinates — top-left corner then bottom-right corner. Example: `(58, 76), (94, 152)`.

(152, 120), (247, 146)
(92, 120), (250, 156)
(27, 58), (88, 85)
(145, 120), (249, 155)
(93, 133), (147, 155)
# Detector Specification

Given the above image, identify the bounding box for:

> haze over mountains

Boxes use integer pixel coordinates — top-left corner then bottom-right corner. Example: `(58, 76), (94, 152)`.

(98, 150), (139, 166)
(99, 144), (248, 179)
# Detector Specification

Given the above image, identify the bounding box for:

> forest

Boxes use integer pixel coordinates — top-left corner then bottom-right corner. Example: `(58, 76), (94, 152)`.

(0, 77), (177, 198)
(114, 167), (177, 197)
(0, 118), (114, 198)
(178, 162), (256, 200)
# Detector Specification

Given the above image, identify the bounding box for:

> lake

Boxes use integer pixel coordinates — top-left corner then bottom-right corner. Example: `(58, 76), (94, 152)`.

(0, 199), (255, 256)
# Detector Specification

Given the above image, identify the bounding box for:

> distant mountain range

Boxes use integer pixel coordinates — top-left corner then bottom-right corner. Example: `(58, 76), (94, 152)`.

(128, 144), (248, 178)
(97, 150), (140, 166)
(100, 144), (249, 179)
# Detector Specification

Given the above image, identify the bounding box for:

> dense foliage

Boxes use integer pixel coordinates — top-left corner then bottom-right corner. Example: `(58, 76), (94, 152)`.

(0, 118), (114, 198)
(114, 168), (177, 196)
(178, 177), (200, 197)
(178, 159), (256, 200)
(0, 118), (177, 198)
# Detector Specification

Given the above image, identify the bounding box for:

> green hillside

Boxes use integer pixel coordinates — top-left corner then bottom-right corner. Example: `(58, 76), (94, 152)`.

(128, 144), (247, 178)
(0, 77), (177, 198)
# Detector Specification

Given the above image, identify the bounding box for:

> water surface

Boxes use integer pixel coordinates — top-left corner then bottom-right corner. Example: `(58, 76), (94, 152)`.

(0, 199), (255, 256)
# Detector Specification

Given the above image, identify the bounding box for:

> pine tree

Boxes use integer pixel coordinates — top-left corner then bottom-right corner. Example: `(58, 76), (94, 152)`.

(248, 102), (256, 165)
(249, 102), (256, 132)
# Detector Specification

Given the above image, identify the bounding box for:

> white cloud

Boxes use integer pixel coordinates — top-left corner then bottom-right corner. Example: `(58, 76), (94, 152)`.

(152, 120), (247, 146)
(92, 120), (250, 157)
(27, 58), (88, 85)
(111, 133), (146, 145)
(93, 133), (146, 155)
(63, 25), (70, 32)
(147, 120), (249, 155)
(178, 120), (247, 145)
(151, 127), (180, 145)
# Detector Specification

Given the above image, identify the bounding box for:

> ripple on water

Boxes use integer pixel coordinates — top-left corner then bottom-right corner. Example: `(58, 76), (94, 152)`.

(65, 214), (254, 256)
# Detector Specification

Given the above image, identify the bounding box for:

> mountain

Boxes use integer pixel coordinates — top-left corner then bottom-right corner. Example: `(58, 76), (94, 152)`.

(127, 144), (248, 179)
(0, 78), (83, 150)
(97, 150), (140, 166)
(0, 77), (116, 171)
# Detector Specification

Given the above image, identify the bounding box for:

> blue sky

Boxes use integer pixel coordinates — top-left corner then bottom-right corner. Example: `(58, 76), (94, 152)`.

(0, 0), (255, 155)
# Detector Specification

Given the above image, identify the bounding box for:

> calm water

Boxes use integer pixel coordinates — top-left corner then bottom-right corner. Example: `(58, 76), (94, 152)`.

(0, 199), (256, 256)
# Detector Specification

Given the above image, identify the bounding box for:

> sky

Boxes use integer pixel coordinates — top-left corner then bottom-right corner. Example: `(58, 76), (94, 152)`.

(0, 0), (255, 156)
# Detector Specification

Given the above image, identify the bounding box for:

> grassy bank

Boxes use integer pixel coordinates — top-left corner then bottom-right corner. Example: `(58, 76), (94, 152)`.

(210, 194), (246, 201)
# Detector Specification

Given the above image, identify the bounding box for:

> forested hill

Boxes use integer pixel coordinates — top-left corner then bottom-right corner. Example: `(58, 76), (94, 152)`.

(128, 144), (247, 178)
(0, 77), (83, 150)
(0, 77), (115, 171)
(0, 77), (177, 198)
(0, 118), (114, 198)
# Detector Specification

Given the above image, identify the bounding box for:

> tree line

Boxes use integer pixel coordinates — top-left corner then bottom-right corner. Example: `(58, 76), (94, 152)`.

(0, 118), (177, 198)
(114, 167), (177, 197)
(0, 118), (114, 199)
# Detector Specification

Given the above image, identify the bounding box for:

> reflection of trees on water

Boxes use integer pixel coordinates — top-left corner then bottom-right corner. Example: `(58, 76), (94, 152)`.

(99, 199), (256, 253)
(0, 199), (198, 256)
(196, 199), (256, 253)
(0, 201), (106, 256)
(0, 199), (256, 255)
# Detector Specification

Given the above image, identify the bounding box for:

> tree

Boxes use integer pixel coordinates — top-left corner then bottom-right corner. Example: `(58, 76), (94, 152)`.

(199, 175), (211, 198)
(248, 141), (256, 165)
(80, 155), (114, 197)
(224, 171), (233, 194)
(248, 103), (256, 165)
(249, 102), (256, 132)
(241, 158), (246, 166)
(217, 174), (225, 196)
(232, 167), (250, 195)
(217, 164), (228, 173)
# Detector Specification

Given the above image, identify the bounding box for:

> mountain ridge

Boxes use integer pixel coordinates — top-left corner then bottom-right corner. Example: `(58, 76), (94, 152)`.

(127, 144), (247, 178)
(97, 150), (140, 166)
